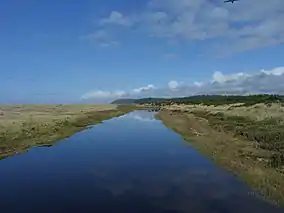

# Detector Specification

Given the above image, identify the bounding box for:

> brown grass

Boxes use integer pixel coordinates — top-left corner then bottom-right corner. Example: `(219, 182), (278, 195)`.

(0, 104), (135, 159)
(162, 103), (284, 121)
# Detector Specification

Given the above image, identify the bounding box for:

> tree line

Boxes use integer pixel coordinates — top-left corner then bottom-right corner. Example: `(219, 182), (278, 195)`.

(134, 94), (284, 106)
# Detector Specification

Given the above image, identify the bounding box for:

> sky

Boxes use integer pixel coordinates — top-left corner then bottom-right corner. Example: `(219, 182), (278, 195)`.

(1, 0), (284, 103)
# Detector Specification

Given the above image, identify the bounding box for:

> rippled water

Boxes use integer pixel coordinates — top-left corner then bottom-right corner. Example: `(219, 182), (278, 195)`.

(0, 111), (283, 213)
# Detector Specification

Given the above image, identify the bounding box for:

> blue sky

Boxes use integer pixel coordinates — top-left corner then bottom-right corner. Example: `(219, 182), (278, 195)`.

(1, 0), (284, 103)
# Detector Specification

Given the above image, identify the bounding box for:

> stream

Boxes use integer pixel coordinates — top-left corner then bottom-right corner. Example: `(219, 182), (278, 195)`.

(0, 110), (283, 213)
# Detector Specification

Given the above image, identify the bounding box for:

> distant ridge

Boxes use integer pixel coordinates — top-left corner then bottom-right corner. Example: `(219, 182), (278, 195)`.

(111, 94), (284, 106)
(111, 99), (136, 104)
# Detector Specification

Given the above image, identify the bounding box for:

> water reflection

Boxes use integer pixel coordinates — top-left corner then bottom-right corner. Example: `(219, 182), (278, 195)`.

(0, 111), (283, 213)
(116, 110), (157, 122)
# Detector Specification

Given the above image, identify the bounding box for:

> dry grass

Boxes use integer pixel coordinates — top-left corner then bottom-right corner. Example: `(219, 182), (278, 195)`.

(0, 104), (117, 128)
(162, 103), (284, 121)
(157, 103), (284, 206)
(0, 104), (134, 159)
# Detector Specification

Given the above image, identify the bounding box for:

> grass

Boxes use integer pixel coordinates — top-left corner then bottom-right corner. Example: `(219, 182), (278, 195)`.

(190, 111), (284, 167)
(0, 104), (136, 159)
(157, 103), (284, 206)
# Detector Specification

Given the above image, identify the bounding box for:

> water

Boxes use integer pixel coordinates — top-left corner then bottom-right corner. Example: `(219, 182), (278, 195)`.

(0, 110), (283, 213)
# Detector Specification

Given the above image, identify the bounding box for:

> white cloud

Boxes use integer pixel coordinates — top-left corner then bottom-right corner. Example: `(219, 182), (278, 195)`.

(82, 84), (157, 101)
(81, 90), (126, 99)
(81, 66), (284, 102)
(95, 0), (284, 54)
(194, 81), (203, 87)
(212, 71), (249, 84)
(260, 67), (284, 76)
(168, 80), (179, 90)
(100, 11), (133, 26)
(132, 84), (156, 93)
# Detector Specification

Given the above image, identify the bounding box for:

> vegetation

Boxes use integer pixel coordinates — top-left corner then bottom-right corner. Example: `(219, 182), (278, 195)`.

(155, 99), (284, 206)
(111, 98), (136, 104)
(0, 104), (136, 159)
(113, 94), (284, 106)
(191, 111), (284, 168)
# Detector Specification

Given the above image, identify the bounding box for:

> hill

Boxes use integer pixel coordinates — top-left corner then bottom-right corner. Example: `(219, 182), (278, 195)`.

(111, 99), (136, 104)
(113, 94), (284, 106)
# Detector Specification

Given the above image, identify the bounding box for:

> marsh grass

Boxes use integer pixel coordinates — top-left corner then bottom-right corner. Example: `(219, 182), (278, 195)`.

(157, 103), (284, 206)
(188, 110), (284, 168)
(0, 104), (135, 159)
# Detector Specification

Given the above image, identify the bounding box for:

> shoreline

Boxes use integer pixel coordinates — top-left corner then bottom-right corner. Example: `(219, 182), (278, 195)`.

(156, 110), (284, 206)
(0, 105), (136, 160)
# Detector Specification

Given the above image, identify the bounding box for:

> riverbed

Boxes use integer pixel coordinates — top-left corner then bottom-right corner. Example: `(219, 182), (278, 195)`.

(0, 111), (283, 213)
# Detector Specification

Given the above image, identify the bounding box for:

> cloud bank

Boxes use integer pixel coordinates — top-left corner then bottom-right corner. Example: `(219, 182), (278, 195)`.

(82, 66), (284, 102)
(88, 0), (284, 54)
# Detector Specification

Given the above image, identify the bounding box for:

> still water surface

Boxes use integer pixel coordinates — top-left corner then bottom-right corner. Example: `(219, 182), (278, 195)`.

(0, 111), (283, 213)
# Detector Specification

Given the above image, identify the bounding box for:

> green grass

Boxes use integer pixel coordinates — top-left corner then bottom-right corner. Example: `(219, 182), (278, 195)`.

(191, 110), (284, 168)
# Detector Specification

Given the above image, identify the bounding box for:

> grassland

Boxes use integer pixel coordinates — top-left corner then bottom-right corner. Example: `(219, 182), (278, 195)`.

(0, 104), (135, 159)
(157, 103), (284, 206)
